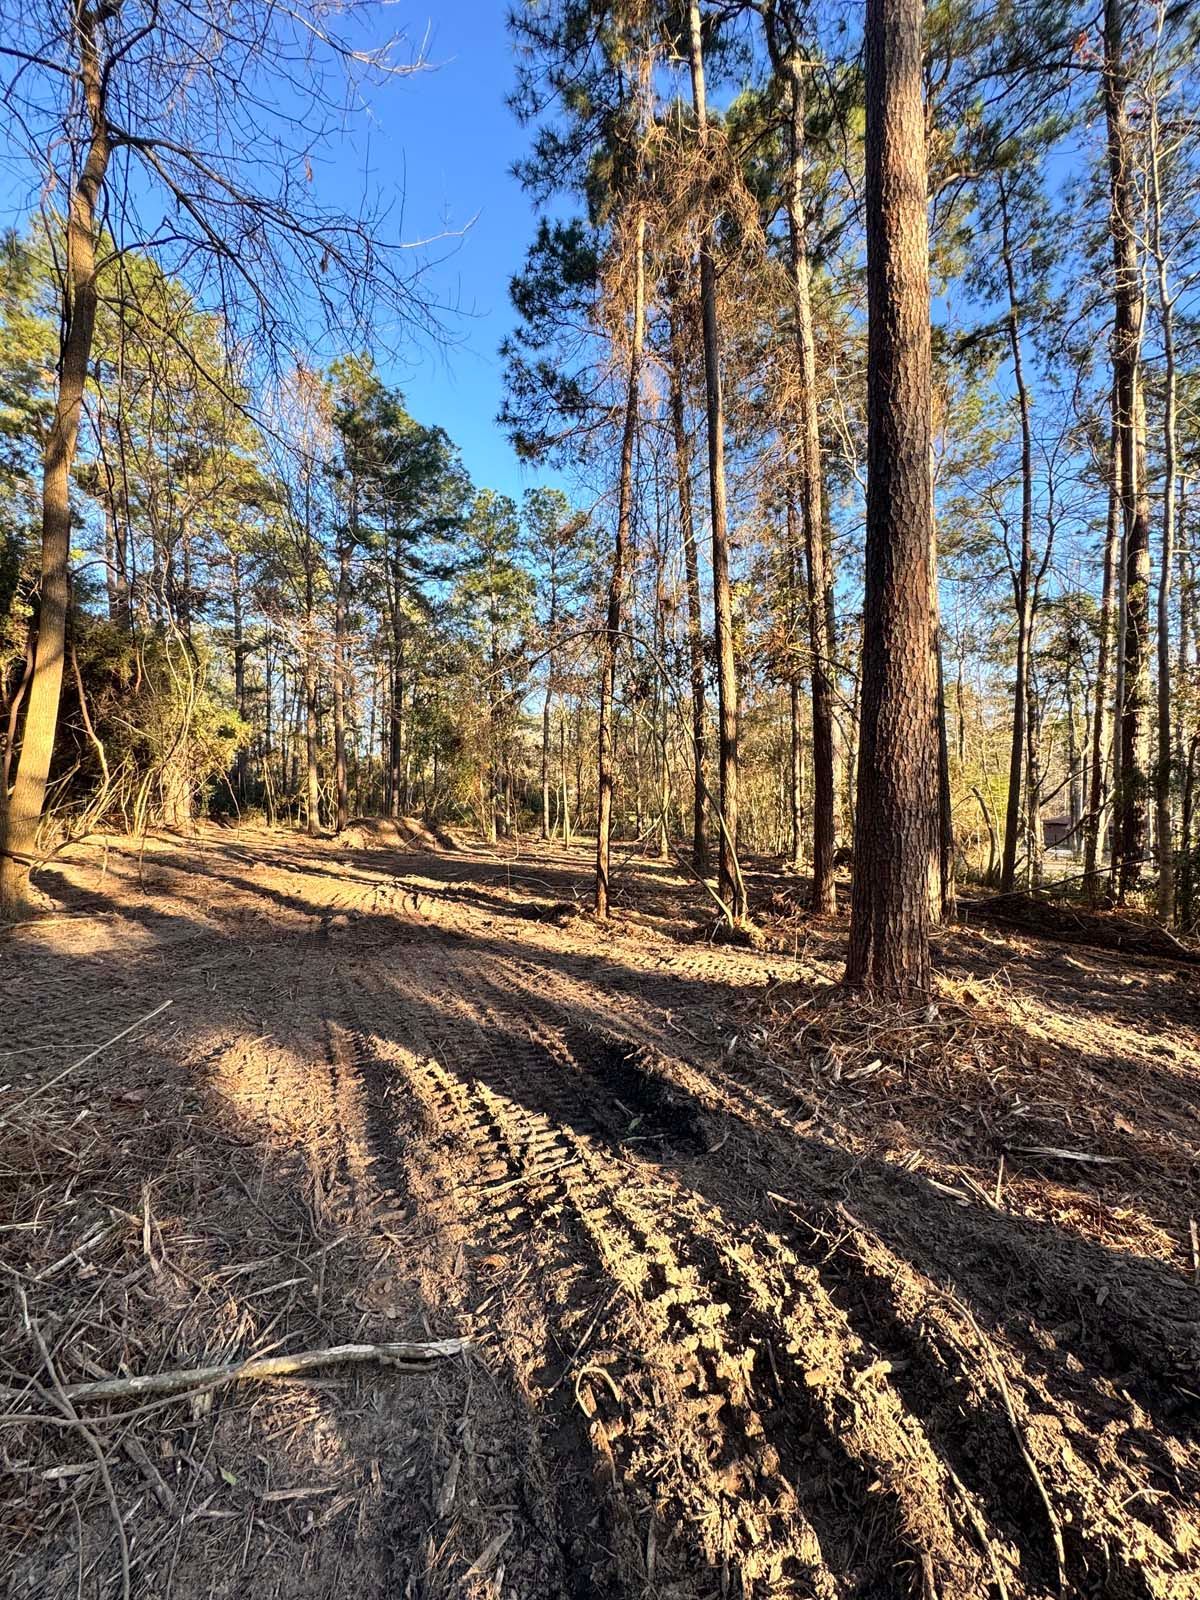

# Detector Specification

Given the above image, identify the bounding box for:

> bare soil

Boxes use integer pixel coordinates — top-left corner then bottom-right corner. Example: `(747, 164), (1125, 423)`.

(1, 825), (1198, 1599)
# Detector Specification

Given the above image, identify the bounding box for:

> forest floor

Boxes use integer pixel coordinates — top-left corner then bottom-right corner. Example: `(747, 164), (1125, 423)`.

(1, 822), (1198, 1600)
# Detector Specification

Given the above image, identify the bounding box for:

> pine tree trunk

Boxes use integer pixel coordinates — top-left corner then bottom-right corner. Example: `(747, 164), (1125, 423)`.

(632, 695), (644, 840)
(596, 208), (646, 916)
(0, 10), (110, 914)
(686, 0), (746, 921)
(933, 550), (956, 919)
(789, 673), (804, 871)
(1084, 415), (1121, 898)
(655, 542), (671, 861)
(542, 683), (552, 841)
(1148, 107), (1176, 921)
(333, 540), (351, 833)
(668, 311), (709, 873)
(998, 179), (1033, 896)
(389, 562), (404, 821)
(845, 0), (937, 995)
(771, 19), (836, 914)
(1025, 669), (1044, 887)
(1104, 0), (1152, 901)
(231, 554), (248, 798)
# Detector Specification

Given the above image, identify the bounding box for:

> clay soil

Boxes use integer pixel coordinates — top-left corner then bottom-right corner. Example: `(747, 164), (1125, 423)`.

(1, 824), (1198, 1599)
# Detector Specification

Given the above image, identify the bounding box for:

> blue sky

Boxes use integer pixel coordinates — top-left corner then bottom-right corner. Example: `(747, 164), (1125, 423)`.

(354, 1), (548, 503)
(0, 1), (550, 506)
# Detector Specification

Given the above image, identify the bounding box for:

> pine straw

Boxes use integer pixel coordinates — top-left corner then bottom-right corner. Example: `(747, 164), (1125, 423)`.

(749, 939), (1200, 1275)
(0, 1016), (449, 1599)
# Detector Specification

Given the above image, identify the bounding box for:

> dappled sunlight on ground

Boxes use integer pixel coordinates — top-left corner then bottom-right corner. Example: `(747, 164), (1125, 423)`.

(2, 823), (1198, 1598)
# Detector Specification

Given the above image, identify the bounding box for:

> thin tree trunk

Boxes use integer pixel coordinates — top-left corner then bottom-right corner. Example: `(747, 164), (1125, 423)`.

(632, 693), (644, 840)
(1025, 669), (1044, 887)
(789, 674), (804, 871)
(542, 682), (553, 841)
(1104, 0), (1152, 900)
(1148, 100), (1176, 920)
(655, 532), (671, 861)
(389, 561), (404, 821)
(769, 10), (836, 914)
(231, 554), (248, 797)
(1084, 415), (1121, 898)
(998, 178), (1033, 897)
(845, 0), (937, 994)
(686, 0), (746, 921)
(0, 6), (110, 913)
(303, 483), (321, 837)
(933, 563), (955, 918)
(596, 208), (646, 917)
(333, 539), (351, 833)
(1180, 734), (1198, 931)
(668, 309), (709, 873)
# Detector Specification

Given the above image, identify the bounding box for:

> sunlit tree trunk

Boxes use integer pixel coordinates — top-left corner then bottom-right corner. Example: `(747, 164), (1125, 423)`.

(1025, 669), (1044, 887)
(686, 0), (746, 920)
(333, 537), (351, 833)
(997, 178), (1034, 896)
(770, 14), (836, 913)
(1104, 0), (1152, 901)
(845, 0), (937, 994)
(1, 5), (110, 913)
(231, 553), (249, 797)
(1084, 415), (1121, 898)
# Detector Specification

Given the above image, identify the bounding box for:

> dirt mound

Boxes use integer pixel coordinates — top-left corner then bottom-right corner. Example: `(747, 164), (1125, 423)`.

(340, 814), (458, 853)
(960, 889), (1200, 964)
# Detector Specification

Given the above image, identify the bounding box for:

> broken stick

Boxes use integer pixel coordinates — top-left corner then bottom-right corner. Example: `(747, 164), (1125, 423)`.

(25, 1338), (469, 1407)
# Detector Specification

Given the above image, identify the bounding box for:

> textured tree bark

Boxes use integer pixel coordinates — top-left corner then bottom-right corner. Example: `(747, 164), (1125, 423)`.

(1148, 104), (1176, 921)
(595, 208), (645, 917)
(0, 5), (110, 913)
(845, 0), (937, 995)
(1025, 668), (1044, 887)
(1103, 0), (1152, 901)
(686, 0), (746, 921)
(1084, 416), (1121, 899)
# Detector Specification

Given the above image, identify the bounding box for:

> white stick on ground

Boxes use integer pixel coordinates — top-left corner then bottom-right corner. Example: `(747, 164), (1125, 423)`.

(1, 999), (174, 1123)
(36, 1338), (469, 1406)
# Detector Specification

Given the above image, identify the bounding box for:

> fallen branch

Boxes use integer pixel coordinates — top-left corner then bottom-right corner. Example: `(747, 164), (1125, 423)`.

(1, 1000), (174, 1124)
(15, 1338), (469, 1408)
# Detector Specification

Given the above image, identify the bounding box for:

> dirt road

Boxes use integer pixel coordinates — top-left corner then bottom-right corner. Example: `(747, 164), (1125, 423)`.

(3, 825), (1198, 1599)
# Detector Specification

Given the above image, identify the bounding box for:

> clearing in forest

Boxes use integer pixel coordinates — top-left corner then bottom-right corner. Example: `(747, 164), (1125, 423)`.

(2, 827), (1198, 1599)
